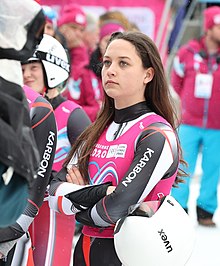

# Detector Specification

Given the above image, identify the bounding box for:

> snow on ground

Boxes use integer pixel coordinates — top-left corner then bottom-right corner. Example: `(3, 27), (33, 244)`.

(185, 154), (220, 266)
(185, 181), (220, 266)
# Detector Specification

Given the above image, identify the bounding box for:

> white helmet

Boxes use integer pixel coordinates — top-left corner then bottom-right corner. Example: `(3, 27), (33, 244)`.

(28, 34), (70, 90)
(114, 195), (195, 266)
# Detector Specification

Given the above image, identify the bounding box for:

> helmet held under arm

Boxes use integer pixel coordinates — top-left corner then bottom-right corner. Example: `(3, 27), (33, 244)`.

(114, 195), (195, 266)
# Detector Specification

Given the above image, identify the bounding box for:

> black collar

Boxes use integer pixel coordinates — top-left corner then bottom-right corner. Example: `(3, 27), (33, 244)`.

(46, 94), (66, 110)
(114, 102), (151, 123)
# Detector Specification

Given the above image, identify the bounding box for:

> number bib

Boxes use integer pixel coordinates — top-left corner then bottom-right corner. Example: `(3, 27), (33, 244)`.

(194, 73), (213, 99)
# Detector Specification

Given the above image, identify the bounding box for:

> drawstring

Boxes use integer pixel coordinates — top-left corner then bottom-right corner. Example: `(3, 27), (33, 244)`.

(82, 235), (91, 266)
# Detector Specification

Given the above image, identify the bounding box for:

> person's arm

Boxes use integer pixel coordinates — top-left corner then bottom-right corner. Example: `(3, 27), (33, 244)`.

(171, 47), (186, 95)
(67, 107), (91, 145)
(48, 166), (114, 215)
(48, 105), (114, 215)
(75, 123), (179, 227)
(74, 69), (102, 122)
(81, 70), (103, 122)
(48, 104), (91, 186)
(0, 96), (57, 255)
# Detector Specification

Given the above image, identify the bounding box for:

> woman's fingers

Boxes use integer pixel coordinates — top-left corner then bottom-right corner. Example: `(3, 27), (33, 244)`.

(66, 166), (85, 185)
(72, 167), (85, 185)
(106, 186), (116, 195)
(66, 167), (79, 184)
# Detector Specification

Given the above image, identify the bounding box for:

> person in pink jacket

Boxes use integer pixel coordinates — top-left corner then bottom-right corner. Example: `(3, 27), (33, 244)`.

(171, 6), (220, 227)
(56, 3), (102, 122)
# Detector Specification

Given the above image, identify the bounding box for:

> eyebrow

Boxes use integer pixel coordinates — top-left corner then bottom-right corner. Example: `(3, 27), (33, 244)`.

(103, 55), (131, 60)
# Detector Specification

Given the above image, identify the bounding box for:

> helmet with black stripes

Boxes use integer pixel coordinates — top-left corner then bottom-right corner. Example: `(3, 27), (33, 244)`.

(23, 34), (70, 92)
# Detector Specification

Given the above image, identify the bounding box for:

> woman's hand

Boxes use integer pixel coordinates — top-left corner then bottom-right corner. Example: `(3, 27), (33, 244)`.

(106, 186), (116, 195)
(66, 166), (85, 185)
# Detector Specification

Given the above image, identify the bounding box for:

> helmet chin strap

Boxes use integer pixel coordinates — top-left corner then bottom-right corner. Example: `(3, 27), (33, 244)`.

(45, 86), (60, 100)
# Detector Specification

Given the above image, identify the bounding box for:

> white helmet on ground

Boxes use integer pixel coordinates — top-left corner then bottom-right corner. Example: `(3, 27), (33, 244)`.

(114, 195), (195, 266)
(28, 34), (70, 90)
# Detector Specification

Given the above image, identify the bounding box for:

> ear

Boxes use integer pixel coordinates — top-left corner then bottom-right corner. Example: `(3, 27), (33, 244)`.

(144, 67), (154, 84)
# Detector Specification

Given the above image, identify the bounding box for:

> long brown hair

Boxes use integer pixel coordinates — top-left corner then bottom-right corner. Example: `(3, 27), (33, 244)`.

(65, 31), (186, 185)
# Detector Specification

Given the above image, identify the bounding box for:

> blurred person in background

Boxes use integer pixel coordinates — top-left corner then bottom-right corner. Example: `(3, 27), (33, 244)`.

(57, 3), (103, 121)
(171, 6), (220, 227)
(57, 3), (88, 67)
(99, 10), (133, 31)
(83, 12), (100, 58)
(88, 21), (125, 92)
(42, 5), (58, 37)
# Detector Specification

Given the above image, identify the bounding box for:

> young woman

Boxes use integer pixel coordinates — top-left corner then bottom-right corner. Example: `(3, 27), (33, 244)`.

(21, 34), (91, 266)
(49, 31), (186, 265)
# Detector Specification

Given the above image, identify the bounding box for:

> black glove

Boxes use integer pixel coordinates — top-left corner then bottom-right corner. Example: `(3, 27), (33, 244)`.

(64, 182), (112, 211)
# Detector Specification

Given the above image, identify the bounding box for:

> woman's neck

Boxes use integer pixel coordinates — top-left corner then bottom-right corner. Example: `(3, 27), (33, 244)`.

(46, 88), (59, 99)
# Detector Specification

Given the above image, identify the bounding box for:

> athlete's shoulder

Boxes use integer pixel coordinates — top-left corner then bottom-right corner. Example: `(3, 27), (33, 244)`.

(136, 113), (171, 129)
(60, 99), (81, 112)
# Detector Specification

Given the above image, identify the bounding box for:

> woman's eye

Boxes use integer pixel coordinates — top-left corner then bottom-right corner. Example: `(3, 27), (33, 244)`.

(119, 61), (128, 67)
(31, 65), (38, 70)
(103, 60), (111, 67)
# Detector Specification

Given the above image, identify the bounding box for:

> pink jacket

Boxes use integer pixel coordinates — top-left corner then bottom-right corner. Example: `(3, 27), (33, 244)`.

(171, 37), (220, 129)
(63, 46), (103, 122)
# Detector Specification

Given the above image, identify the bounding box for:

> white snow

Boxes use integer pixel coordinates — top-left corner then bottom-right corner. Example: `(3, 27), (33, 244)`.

(185, 181), (220, 266)
(185, 153), (220, 266)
